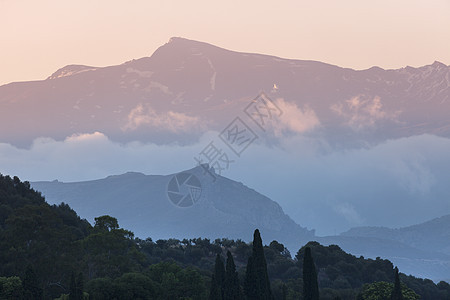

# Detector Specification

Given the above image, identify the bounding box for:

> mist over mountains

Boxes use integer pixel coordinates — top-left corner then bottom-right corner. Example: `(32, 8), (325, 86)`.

(341, 214), (450, 255)
(31, 165), (315, 251)
(31, 167), (450, 282)
(1, 37), (450, 281)
(1, 37), (449, 234)
(0, 37), (449, 147)
(1, 38), (449, 230)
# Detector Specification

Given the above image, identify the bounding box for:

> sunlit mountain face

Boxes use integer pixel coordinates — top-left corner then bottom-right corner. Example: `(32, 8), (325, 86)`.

(1, 37), (449, 239)
(0, 37), (449, 148)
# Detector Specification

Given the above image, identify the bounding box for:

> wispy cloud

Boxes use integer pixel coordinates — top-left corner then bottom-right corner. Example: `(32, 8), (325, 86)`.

(334, 202), (364, 224)
(331, 95), (400, 130)
(122, 104), (201, 132)
(272, 98), (320, 135)
(1, 132), (449, 236)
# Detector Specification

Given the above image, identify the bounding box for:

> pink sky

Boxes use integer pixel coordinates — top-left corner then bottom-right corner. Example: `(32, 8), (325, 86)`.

(1, 0), (449, 86)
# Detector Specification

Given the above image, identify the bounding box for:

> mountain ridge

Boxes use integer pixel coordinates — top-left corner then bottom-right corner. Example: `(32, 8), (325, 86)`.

(341, 214), (450, 255)
(31, 165), (315, 251)
(31, 165), (450, 282)
(41, 37), (449, 83)
(1, 36), (449, 147)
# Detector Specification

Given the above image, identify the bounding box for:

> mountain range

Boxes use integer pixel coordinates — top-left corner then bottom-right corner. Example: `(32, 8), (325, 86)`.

(3, 37), (450, 282)
(341, 214), (450, 255)
(32, 165), (315, 250)
(1, 37), (449, 147)
(31, 167), (450, 283)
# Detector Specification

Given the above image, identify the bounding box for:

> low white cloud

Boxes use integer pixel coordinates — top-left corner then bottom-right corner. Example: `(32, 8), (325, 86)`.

(331, 95), (399, 130)
(226, 134), (450, 235)
(66, 131), (108, 142)
(272, 98), (320, 135)
(122, 104), (201, 132)
(1, 132), (449, 236)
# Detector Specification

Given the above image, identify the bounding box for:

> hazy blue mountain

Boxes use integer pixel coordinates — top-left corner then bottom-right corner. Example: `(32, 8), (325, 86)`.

(341, 214), (450, 255)
(1, 37), (449, 147)
(318, 235), (450, 283)
(327, 215), (450, 282)
(32, 166), (450, 282)
(32, 165), (315, 251)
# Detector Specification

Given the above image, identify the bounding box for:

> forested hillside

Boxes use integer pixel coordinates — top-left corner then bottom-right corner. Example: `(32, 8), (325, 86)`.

(1, 174), (449, 299)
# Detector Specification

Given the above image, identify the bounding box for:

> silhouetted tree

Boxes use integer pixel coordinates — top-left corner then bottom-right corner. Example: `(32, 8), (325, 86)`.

(210, 254), (225, 299)
(23, 264), (42, 300)
(76, 272), (84, 300)
(94, 215), (119, 231)
(69, 271), (76, 300)
(69, 271), (84, 300)
(244, 229), (272, 300)
(244, 255), (256, 298)
(391, 267), (403, 300)
(281, 283), (287, 300)
(303, 247), (319, 300)
(209, 274), (221, 300)
(224, 251), (241, 299)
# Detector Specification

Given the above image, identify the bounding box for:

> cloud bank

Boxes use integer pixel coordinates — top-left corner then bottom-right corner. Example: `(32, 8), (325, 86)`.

(1, 131), (449, 236)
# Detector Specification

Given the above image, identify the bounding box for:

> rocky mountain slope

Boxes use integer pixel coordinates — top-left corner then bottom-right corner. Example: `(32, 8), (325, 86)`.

(32, 165), (315, 251)
(1, 37), (449, 147)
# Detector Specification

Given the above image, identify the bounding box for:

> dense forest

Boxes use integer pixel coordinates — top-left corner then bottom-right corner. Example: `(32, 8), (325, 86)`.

(0, 174), (449, 299)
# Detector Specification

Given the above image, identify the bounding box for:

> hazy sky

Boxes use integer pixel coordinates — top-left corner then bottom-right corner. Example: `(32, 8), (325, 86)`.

(1, 0), (449, 86)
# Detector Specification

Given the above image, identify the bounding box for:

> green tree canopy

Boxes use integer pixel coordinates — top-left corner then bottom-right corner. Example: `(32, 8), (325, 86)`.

(94, 215), (119, 232)
(360, 281), (419, 300)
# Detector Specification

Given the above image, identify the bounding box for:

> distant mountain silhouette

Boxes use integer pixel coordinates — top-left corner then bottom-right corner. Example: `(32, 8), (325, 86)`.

(1, 37), (449, 147)
(32, 166), (450, 282)
(32, 165), (315, 251)
(341, 214), (450, 255)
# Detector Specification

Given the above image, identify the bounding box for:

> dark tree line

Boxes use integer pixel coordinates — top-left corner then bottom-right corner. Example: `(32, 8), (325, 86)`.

(209, 251), (241, 299)
(1, 174), (449, 299)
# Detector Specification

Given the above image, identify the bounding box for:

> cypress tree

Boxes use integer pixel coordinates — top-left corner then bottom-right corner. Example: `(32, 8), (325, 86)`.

(244, 255), (256, 298)
(224, 250), (241, 300)
(210, 254), (225, 300)
(23, 264), (43, 300)
(244, 229), (272, 300)
(209, 274), (221, 300)
(215, 254), (225, 289)
(281, 283), (287, 300)
(391, 267), (404, 300)
(303, 247), (319, 300)
(69, 271), (77, 300)
(76, 272), (84, 300)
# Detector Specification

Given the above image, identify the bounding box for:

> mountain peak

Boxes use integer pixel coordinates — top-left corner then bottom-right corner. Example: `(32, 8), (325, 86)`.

(167, 36), (215, 47)
(432, 60), (447, 67)
(168, 36), (189, 43)
(153, 36), (232, 58)
(430, 60), (448, 70)
(47, 64), (97, 80)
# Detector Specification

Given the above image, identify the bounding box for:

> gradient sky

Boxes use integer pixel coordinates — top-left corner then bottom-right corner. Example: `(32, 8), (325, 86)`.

(1, 0), (449, 86)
